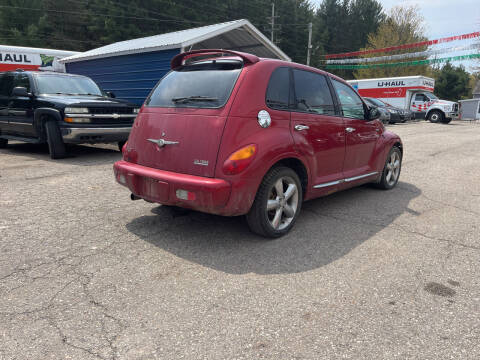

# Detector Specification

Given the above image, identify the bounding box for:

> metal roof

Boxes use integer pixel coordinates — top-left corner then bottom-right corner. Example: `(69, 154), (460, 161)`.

(60, 19), (290, 63)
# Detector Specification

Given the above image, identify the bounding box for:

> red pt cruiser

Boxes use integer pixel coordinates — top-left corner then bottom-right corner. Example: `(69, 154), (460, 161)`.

(114, 50), (403, 237)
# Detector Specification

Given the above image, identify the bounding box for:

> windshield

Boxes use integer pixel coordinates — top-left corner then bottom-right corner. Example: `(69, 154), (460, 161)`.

(35, 75), (103, 96)
(146, 60), (242, 108)
(366, 98), (385, 107)
(425, 92), (438, 100)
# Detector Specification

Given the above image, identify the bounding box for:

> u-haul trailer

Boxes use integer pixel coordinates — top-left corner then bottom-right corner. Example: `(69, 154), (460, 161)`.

(348, 76), (458, 124)
(0, 45), (79, 73)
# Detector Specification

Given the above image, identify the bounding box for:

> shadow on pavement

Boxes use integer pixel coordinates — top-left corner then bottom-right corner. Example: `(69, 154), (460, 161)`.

(126, 181), (421, 275)
(0, 142), (121, 166)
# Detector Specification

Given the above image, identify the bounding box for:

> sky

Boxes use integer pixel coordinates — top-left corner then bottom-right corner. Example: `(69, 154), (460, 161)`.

(313, 0), (480, 72)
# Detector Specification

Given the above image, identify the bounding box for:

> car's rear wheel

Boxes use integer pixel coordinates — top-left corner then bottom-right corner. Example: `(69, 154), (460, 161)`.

(246, 166), (302, 238)
(428, 110), (444, 123)
(45, 120), (67, 159)
(376, 146), (402, 190)
(0, 138), (7, 148)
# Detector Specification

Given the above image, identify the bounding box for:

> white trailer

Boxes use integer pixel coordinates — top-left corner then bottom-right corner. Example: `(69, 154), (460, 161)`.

(348, 76), (458, 124)
(0, 45), (79, 73)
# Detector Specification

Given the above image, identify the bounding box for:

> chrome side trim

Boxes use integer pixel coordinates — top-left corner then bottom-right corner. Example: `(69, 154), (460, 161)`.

(344, 172), (378, 182)
(64, 113), (136, 119)
(313, 180), (342, 189)
(313, 171), (379, 188)
(7, 121), (33, 125)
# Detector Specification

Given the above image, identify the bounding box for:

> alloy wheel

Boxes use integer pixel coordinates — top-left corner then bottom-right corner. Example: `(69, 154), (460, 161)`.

(385, 151), (401, 186)
(266, 176), (299, 230)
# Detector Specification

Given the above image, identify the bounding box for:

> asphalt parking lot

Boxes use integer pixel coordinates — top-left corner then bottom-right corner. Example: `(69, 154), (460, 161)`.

(1, 120), (479, 359)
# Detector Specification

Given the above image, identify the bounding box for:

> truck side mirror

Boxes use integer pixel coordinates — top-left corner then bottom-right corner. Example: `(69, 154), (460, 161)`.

(12, 86), (31, 97)
(106, 91), (116, 98)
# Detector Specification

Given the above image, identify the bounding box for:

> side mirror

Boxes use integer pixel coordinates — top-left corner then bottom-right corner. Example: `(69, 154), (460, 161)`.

(367, 106), (381, 121)
(12, 86), (31, 97)
(106, 91), (116, 98)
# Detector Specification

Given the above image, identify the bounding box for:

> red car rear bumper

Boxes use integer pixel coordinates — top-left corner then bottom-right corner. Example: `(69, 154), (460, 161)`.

(113, 161), (232, 214)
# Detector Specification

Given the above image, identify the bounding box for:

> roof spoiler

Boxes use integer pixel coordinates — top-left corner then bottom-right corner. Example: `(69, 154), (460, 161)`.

(171, 49), (260, 69)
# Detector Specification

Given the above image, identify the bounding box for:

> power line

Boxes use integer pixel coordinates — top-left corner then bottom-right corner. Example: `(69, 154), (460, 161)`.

(0, 5), (204, 24)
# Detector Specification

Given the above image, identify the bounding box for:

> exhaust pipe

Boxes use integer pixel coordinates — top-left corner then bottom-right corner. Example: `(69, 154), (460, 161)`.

(130, 193), (141, 201)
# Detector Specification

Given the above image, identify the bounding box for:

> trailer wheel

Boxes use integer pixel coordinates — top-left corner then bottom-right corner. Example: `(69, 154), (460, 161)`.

(428, 110), (444, 123)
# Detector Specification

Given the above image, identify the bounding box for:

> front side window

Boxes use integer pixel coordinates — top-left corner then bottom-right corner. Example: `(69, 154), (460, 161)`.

(292, 69), (335, 115)
(332, 80), (365, 119)
(35, 74), (103, 96)
(266, 67), (290, 110)
(146, 60), (242, 108)
(0, 74), (14, 97)
(13, 74), (31, 93)
(415, 94), (427, 102)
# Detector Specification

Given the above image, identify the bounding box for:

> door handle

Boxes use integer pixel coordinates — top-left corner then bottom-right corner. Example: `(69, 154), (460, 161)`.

(346, 127), (356, 133)
(294, 124), (309, 131)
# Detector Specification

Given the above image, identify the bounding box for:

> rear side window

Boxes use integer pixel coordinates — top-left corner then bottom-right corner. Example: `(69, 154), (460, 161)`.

(292, 69), (335, 115)
(146, 60), (242, 108)
(266, 67), (290, 110)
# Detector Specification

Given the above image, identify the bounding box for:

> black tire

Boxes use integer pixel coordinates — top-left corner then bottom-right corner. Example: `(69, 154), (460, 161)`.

(118, 141), (126, 152)
(0, 138), (7, 148)
(375, 146), (402, 190)
(428, 110), (444, 123)
(45, 120), (66, 159)
(246, 166), (303, 238)
(441, 117), (452, 124)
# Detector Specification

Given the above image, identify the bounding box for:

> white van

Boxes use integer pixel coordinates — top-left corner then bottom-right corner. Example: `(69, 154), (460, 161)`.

(348, 76), (458, 124)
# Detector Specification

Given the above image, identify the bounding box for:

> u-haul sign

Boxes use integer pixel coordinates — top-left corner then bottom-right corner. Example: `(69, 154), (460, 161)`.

(348, 76), (435, 99)
(0, 46), (78, 72)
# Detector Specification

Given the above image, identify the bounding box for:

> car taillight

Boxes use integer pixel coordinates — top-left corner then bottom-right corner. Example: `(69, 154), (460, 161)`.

(222, 144), (257, 175)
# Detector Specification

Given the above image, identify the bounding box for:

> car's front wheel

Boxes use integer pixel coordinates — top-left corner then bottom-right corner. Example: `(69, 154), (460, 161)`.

(0, 138), (7, 148)
(376, 146), (402, 190)
(118, 141), (126, 152)
(246, 166), (302, 238)
(45, 120), (66, 159)
(428, 110), (444, 123)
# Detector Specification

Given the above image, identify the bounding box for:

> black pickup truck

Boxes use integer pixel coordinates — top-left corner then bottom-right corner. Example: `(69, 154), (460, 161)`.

(0, 70), (139, 159)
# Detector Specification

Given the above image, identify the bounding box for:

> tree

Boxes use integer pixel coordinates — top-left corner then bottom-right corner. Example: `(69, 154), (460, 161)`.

(354, 5), (430, 79)
(312, 0), (385, 78)
(434, 62), (472, 101)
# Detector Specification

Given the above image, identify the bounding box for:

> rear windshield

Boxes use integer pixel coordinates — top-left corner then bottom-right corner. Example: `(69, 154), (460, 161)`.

(146, 60), (242, 108)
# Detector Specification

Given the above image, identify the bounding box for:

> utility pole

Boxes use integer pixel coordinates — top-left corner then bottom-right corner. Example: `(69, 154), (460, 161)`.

(271, 3), (275, 43)
(266, 3), (280, 45)
(306, 22), (313, 66)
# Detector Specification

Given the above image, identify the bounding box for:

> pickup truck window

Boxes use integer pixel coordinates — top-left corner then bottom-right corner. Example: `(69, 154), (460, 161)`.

(0, 73), (14, 96)
(35, 74), (102, 96)
(13, 74), (31, 93)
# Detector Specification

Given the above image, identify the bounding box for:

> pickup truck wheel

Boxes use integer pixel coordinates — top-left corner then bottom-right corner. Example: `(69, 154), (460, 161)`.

(376, 146), (402, 190)
(118, 141), (126, 152)
(45, 120), (66, 159)
(0, 138), (7, 148)
(428, 110), (443, 123)
(246, 166), (302, 238)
